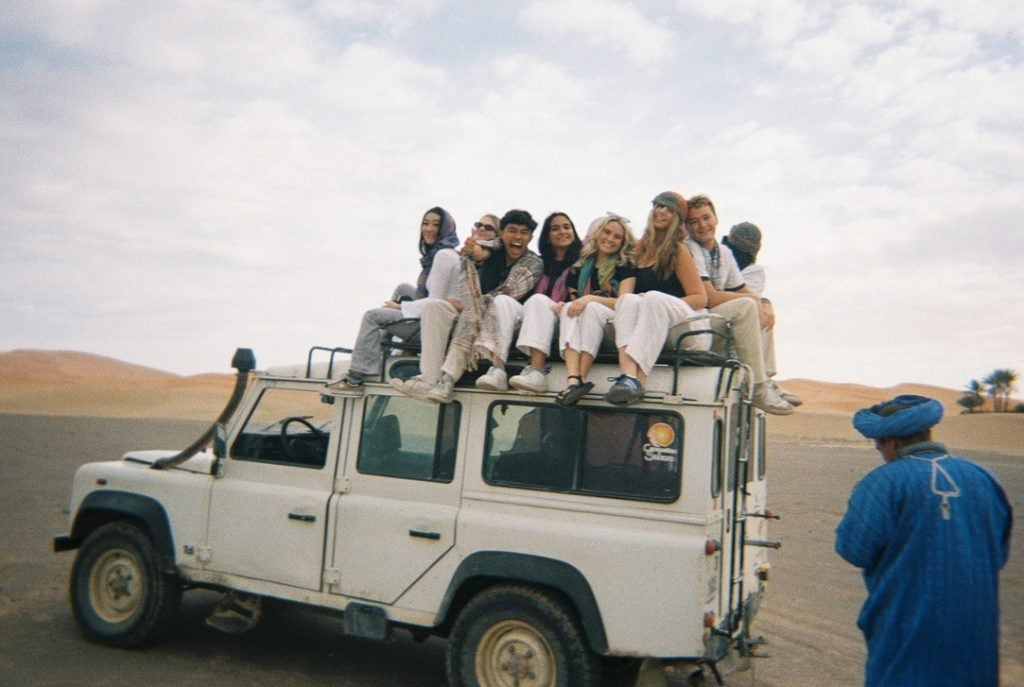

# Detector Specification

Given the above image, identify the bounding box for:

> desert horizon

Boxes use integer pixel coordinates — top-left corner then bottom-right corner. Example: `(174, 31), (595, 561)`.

(1, 348), (1021, 456)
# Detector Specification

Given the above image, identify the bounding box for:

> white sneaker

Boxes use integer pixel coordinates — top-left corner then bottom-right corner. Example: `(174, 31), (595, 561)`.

(752, 382), (795, 415)
(475, 366), (508, 391)
(427, 374), (455, 403)
(390, 375), (436, 402)
(769, 379), (803, 407)
(509, 366), (548, 393)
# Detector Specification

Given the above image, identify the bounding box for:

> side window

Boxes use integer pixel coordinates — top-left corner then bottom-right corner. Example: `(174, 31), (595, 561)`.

(231, 387), (334, 468)
(483, 402), (682, 502)
(357, 395), (460, 482)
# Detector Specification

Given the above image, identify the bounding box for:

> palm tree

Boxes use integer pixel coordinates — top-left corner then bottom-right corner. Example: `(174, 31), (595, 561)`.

(963, 379), (986, 412)
(957, 393), (984, 413)
(983, 369), (1019, 412)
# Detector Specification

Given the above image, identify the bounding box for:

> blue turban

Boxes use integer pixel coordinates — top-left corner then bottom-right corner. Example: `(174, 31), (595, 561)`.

(852, 394), (944, 439)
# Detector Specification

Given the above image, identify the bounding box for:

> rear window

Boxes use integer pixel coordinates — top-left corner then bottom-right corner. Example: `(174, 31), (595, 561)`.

(483, 402), (682, 502)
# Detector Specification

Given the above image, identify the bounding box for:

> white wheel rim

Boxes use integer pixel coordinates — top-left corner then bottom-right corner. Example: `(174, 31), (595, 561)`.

(475, 618), (556, 687)
(88, 547), (145, 624)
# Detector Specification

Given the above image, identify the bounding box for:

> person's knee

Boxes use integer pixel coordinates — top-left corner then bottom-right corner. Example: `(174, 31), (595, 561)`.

(616, 293), (640, 311)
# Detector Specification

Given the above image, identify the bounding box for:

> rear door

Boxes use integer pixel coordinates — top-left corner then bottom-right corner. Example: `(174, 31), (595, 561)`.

(330, 393), (463, 603)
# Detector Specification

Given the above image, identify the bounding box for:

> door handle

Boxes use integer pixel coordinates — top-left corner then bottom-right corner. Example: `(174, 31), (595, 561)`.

(409, 529), (441, 540)
(288, 512), (316, 523)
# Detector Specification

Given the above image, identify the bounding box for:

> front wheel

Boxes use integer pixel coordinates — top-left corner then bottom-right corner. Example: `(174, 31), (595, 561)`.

(70, 521), (181, 647)
(446, 585), (599, 687)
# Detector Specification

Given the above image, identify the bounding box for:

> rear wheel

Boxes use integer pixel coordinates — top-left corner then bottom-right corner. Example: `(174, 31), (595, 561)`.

(446, 585), (599, 687)
(70, 521), (181, 647)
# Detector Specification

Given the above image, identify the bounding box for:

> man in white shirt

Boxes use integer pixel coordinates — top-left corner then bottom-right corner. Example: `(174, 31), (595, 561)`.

(684, 195), (797, 413)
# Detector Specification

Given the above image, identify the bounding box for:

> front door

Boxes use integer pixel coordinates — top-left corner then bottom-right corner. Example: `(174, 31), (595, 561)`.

(206, 385), (337, 590)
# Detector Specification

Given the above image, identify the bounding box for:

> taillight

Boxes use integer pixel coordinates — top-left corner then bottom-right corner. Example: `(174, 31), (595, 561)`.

(705, 538), (720, 556)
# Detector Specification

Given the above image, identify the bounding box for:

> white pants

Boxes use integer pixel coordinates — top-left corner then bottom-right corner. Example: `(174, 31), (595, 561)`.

(614, 292), (711, 376)
(516, 293), (559, 357)
(440, 294), (523, 379)
(560, 301), (615, 358)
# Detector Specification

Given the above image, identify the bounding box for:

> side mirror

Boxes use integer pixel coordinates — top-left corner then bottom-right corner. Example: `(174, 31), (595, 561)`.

(213, 424), (227, 458)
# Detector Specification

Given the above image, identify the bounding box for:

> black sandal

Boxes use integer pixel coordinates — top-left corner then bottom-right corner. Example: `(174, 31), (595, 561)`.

(555, 375), (594, 407)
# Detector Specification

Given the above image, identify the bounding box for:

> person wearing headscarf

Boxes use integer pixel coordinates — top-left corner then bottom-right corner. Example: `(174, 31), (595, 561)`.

(836, 395), (1012, 687)
(392, 209), (543, 403)
(722, 221), (801, 407)
(683, 195), (793, 414)
(604, 191), (708, 405)
(333, 207), (461, 390)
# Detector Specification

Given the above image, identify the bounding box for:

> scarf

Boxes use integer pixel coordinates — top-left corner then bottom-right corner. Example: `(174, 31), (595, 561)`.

(416, 209), (459, 298)
(574, 254), (619, 297)
(533, 263), (573, 303)
(446, 256), (502, 370)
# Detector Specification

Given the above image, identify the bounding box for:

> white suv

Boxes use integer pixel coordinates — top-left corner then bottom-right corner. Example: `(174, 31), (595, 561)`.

(55, 347), (775, 686)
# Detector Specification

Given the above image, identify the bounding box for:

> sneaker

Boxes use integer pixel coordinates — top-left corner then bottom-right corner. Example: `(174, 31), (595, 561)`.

(390, 375), (436, 402)
(475, 366), (508, 391)
(752, 382), (795, 415)
(769, 379), (803, 407)
(509, 366), (548, 393)
(605, 375), (645, 405)
(427, 374), (455, 403)
(327, 375), (365, 393)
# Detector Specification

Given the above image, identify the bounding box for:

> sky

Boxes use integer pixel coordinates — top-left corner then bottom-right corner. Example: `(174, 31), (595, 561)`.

(2, 0), (1023, 390)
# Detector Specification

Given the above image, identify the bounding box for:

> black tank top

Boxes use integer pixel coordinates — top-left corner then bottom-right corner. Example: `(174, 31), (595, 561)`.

(634, 265), (685, 297)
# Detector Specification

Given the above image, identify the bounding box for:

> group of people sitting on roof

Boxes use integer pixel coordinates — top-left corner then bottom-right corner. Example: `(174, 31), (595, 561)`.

(333, 191), (802, 415)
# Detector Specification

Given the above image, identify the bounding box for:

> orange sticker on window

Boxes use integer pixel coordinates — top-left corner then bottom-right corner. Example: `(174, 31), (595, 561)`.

(647, 422), (675, 447)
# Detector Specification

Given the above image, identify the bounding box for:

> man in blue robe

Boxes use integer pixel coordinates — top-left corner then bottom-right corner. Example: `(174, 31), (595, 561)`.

(836, 394), (1012, 687)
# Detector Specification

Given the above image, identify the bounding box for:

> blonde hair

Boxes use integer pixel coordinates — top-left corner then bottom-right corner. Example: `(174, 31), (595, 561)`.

(637, 208), (685, 280)
(574, 213), (637, 269)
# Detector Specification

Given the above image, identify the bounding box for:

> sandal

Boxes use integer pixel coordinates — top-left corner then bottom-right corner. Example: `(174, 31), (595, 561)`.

(555, 375), (594, 407)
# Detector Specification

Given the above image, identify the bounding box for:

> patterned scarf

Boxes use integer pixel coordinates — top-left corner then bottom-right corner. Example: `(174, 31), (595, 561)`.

(574, 254), (619, 297)
(446, 256), (501, 370)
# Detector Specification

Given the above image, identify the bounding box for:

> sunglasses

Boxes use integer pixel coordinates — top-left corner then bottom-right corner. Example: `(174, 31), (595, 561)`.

(474, 221), (497, 233)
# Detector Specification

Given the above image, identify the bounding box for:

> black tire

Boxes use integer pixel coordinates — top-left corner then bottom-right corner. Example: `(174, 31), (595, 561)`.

(446, 584), (599, 687)
(70, 521), (182, 647)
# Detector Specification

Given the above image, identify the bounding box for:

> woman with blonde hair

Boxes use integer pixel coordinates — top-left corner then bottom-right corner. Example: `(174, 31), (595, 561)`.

(605, 191), (708, 405)
(512, 212), (638, 405)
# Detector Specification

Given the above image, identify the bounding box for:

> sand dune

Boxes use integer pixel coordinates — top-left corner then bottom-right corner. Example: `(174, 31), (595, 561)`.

(2, 350), (1020, 454)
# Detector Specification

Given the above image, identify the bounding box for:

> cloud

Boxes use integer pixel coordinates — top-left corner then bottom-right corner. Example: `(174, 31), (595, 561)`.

(1, 1), (1022, 387)
(519, 0), (677, 65)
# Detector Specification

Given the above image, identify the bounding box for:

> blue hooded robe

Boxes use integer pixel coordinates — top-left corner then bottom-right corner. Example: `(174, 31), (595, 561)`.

(836, 442), (1012, 686)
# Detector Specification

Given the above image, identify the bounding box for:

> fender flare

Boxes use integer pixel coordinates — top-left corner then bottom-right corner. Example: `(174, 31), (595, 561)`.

(436, 550), (608, 653)
(69, 491), (177, 574)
